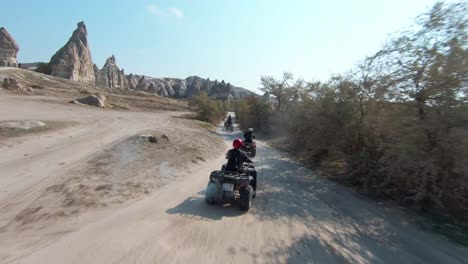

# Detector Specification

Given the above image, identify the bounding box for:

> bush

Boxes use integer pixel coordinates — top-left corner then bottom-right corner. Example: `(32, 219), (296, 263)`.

(235, 95), (271, 134)
(253, 2), (468, 221)
(35, 63), (52, 75)
(189, 91), (226, 124)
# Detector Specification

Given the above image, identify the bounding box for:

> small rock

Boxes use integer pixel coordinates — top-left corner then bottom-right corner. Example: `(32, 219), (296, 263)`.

(138, 134), (158, 143)
(72, 94), (106, 107)
(161, 134), (169, 141)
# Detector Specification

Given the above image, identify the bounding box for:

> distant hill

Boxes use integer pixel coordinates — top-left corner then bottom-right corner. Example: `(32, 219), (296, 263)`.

(19, 62), (41, 70)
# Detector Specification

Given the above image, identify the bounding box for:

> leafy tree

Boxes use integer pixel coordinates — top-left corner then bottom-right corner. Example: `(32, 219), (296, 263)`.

(260, 72), (304, 111)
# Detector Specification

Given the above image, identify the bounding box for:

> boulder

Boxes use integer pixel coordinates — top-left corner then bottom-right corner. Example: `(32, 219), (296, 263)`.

(0, 27), (19, 67)
(2, 78), (23, 91)
(49, 22), (95, 84)
(72, 94), (106, 107)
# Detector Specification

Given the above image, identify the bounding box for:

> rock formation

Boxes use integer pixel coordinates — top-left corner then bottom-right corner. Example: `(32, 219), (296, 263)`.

(126, 74), (187, 97)
(126, 74), (254, 100)
(49, 22), (95, 84)
(95, 55), (128, 89)
(0, 27), (19, 67)
(185, 76), (253, 100)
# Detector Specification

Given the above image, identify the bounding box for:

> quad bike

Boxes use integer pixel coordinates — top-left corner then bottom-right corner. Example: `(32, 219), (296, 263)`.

(205, 163), (256, 211)
(224, 121), (234, 133)
(241, 141), (256, 157)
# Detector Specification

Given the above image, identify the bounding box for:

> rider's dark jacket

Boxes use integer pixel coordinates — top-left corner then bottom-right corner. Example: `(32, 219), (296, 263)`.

(244, 131), (254, 143)
(225, 148), (252, 172)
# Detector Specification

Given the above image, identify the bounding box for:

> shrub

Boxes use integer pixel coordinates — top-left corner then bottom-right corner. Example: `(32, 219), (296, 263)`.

(190, 91), (226, 124)
(35, 63), (52, 75)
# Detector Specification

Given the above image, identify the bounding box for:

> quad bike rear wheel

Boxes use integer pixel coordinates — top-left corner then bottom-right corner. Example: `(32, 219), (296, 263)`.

(205, 181), (219, 205)
(239, 185), (253, 211)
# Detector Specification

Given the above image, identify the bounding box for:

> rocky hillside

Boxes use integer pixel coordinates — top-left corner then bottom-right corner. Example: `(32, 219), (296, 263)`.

(126, 74), (254, 100)
(185, 76), (254, 100)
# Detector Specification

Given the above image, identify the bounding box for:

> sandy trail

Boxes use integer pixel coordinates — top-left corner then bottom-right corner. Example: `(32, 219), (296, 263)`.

(0, 95), (177, 222)
(1, 95), (467, 263)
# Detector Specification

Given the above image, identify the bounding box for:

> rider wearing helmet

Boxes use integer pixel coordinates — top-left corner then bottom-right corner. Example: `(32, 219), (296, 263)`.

(225, 138), (257, 195)
(243, 128), (255, 143)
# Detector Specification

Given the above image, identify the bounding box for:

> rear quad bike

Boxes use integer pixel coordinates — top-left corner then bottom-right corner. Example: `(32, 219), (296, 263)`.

(224, 121), (234, 133)
(241, 141), (256, 157)
(205, 163), (256, 211)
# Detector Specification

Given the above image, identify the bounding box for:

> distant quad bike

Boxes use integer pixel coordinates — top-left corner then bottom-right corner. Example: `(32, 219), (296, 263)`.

(224, 121), (234, 133)
(241, 141), (256, 158)
(205, 163), (256, 211)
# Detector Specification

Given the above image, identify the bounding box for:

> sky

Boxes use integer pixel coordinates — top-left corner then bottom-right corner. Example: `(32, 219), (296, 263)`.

(0, 0), (451, 92)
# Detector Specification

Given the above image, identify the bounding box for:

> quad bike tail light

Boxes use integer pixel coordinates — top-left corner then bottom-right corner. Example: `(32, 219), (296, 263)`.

(239, 181), (250, 187)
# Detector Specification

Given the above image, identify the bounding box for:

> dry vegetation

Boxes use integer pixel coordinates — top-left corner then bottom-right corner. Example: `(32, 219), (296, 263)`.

(189, 91), (229, 124)
(236, 2), (468, 223)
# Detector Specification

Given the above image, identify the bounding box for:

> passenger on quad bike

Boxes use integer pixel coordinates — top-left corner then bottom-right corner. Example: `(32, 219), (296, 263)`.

(225, 138), (257, 196)
(242, 128), (257, 157)
(244, 128), (255, 143)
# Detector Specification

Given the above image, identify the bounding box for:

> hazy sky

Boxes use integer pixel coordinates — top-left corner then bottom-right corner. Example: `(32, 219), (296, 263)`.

(1, 0), (448, 92)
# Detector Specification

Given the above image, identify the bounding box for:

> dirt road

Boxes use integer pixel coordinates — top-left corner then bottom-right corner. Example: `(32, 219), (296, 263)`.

(1, 96), (467, 264)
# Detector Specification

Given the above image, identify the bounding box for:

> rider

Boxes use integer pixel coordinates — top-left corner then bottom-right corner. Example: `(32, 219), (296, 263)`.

(227, 114), (232, 125)
(243, 128), (255, 143)
(225, 138), (257, 196)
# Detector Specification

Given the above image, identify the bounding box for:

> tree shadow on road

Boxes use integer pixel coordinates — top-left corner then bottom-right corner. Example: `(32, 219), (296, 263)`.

(248, 234), (349, 264)
(166, 195), (244, 221)
(246, 145), (468, 264)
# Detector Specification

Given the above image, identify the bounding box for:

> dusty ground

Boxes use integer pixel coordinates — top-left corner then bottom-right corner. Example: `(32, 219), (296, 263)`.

(0, 120), (76, 139)
(0, 68), (189, 111)
(0, 68), (467, 264)
(0, 88), (224, 263)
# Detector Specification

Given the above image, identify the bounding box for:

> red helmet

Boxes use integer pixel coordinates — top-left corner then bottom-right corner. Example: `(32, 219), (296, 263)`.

(233, 138), (243, 149)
